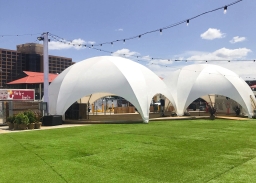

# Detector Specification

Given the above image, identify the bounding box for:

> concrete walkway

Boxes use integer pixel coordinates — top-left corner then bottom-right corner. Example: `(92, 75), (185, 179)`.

(0, 124), (90, 134)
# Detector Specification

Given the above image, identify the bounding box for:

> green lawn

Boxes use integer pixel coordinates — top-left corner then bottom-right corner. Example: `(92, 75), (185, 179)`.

(1, 119), (256, 183)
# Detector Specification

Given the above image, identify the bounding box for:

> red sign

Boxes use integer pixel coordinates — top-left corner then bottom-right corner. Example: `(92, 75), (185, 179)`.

(0, 89), (35, 101)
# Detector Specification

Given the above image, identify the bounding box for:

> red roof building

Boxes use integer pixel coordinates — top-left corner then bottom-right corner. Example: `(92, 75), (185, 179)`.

(7, 71), (58, 100)
(7, 71), (58, 84)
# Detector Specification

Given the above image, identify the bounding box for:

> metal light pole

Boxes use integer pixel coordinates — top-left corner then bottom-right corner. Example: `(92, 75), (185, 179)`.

(37, 32), (49, 115)
(43, 32), (49, 107)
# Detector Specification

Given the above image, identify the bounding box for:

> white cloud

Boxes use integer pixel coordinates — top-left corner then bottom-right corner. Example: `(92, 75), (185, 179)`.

(147, 64), (180, 78)
(200, 28), (225, 40)
(87, 41), (96, 45)
(230, 36), (246, 44)
(115, 28), (123, 31)
(112, 47), (254, 80)
(187, 47), (251, 60)
(148, 47), (254, 79)
(49, 38), (94, 50)
(182, 47), (254, 79)
(212, 61), (256, 80)
(141, 55), (151, 61)
(111, 49), (138, 57)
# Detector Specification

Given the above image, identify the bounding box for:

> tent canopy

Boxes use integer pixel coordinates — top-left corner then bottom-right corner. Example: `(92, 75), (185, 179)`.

(164, 64), (256, 117)
(48, 56), (175, 123)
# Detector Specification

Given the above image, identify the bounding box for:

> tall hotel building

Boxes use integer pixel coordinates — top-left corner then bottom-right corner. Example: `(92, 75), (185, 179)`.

(0, 43), (74, 88)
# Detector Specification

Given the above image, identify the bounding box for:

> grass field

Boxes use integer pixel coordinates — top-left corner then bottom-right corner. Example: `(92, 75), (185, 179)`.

(1, 119), (256, 183)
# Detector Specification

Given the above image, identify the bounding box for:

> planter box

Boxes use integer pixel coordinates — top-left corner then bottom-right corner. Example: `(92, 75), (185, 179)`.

(42, 115), (62, 126)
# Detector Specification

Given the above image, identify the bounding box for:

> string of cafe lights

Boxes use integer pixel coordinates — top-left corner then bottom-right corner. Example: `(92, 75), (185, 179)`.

(48, 0), (242, 47)
(49, 34), (256, 66)
(0, 33), (41, 37)
(45, 35), (256, 81)
(47, 0), (253, 66)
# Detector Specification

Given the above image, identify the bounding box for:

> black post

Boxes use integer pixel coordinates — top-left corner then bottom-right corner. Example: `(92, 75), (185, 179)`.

(199, 100), (201, 116)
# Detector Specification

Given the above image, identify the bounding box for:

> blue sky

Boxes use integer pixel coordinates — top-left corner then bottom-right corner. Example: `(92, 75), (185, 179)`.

(0, 0), (255, 79)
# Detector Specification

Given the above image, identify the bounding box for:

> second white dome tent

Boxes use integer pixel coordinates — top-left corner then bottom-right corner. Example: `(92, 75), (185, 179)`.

(48, 56), (176, 123)
(163, 64), (256, 118)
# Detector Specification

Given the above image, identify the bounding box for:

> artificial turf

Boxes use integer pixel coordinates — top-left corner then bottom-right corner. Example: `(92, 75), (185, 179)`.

(1, 119), (256, 183)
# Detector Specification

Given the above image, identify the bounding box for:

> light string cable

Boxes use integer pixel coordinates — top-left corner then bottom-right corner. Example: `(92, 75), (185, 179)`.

(175, 59), (256, 63)
(49, 33), (255, 65)
(49, 33), (165, 63)
(49, 0), (242, 47)
(0, 33), (41, 37)
(49, 35), (256, 80)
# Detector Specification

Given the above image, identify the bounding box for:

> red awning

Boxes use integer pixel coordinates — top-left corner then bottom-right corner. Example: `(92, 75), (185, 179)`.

(7, 71), (58, 84)
(251, 85), (256, 89)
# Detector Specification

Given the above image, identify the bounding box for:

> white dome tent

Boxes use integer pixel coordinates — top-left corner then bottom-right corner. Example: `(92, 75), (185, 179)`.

(48, 56), (176, 123)
(164, 64), (256, 118)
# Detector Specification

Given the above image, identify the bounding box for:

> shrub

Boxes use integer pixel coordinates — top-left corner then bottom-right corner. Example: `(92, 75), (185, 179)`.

(24, 110), (36, 123)
(14, 112), (29, 125)
(14, 113), (24, 124)
(7, 116), (16, 123)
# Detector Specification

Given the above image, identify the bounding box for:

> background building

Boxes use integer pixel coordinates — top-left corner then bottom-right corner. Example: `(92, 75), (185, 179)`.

(0, 43), (74, 100)
(0, 43), (74, 89)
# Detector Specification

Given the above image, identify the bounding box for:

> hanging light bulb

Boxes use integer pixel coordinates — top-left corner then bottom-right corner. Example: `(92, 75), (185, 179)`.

(138, 35), (141, 39)
(186, 20), (189, 26)
(123, 39), (125, 44)
(160, 29), (162, 35)
(224, 6), (227, 14)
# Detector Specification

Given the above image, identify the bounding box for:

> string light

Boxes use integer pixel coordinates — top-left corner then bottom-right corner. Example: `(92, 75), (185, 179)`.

(174, 59), (254, 62)
(224, 6), (227, 14)
(47, 0), (242, 48)
(50, 32), (255, 66)
(160, 29), (162, 35)
(0, 33), (41, 37)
